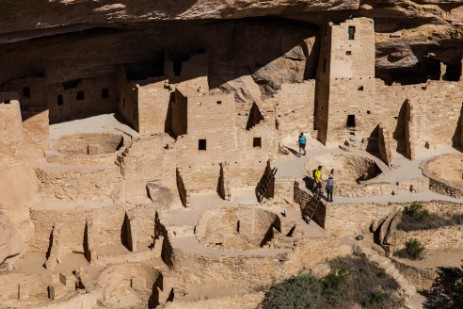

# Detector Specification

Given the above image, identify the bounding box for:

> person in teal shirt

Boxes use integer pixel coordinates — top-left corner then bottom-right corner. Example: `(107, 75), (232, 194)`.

(298, 132), (306, 157)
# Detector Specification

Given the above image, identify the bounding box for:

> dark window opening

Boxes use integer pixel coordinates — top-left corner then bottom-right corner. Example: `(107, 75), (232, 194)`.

(4, 100), (11, 104)
(358, 86), (364, 91)
(253, 137), (262, 148)
(62, 79), (82, 90)
(346, 51), (352, 56)
(101, 88), (109, 99)
(76, 91), (85, 101)
(323, 58), (327, 73)
(348, 26), (356, 40)
(217, 100), (222, 105)
(443, 63), (462, 81)
(347, 115), (356, 127)
(57, 95), (64, 106)
(198, 139), (207, 151)
(23, 87), (31, 98)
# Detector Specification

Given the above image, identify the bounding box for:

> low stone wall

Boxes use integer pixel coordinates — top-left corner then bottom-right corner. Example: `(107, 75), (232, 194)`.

(325, 203), (397, 235)
(423, 154), (463, 198)
(335, 178), (429, 198)
(393, 225), (463, 250)
(293, 182), (326, 228)
(391, 259), (437, 291)
(274, 178), (296, 202)
(35, 164), (122, 201)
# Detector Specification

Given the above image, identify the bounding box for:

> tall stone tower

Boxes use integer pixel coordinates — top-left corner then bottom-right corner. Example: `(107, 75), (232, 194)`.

(315, 18), (376, 145)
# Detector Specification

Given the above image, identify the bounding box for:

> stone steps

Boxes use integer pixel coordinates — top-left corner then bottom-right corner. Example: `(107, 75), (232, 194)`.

(357, 244), (417, 302)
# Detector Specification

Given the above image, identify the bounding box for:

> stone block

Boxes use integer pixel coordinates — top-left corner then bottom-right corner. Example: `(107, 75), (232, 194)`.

(48, 284), (67, 300)
(59, 273), (76, 290)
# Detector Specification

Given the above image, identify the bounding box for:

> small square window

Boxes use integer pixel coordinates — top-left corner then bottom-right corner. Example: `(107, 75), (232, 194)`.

(4, 100), (11, 104)
(346, 51), (352, 56)
(198, 139), (207, 151)
(217, 100), (222, 105)
(101, 88), (109, 99)
(76, 91), (85, 101)
(57, 95), (64, 106)
(358, 86), (364, 91)
(23, 87), (31, 98)
(253, 137), (262, 148)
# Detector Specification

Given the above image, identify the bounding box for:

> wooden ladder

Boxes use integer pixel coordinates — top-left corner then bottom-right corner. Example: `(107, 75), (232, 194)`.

(257, 168), (278, 202)
(302, 195), (321, 224)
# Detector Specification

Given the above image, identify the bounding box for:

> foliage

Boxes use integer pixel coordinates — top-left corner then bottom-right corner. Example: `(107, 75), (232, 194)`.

(394, 238), (425, 260)
(398, 202), (463, 231)
(423, 265), (463, 309)
(261, 253), (403, 309)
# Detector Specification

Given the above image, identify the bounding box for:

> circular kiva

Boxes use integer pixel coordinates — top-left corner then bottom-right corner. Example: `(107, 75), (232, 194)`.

(55, 133), (123, 155)
(304, 153), (382, 183)
(423, 153), (463, 198)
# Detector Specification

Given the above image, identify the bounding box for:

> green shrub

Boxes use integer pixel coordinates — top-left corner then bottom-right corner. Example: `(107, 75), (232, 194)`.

(261, 253), (403, 309)
(398, 202), (462, 231)
(424, 265), (463, 309)
(394, 238), (425, 260)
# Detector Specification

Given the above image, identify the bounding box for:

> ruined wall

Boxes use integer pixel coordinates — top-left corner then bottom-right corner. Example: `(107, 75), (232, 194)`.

(117, 69), (139, 131)
(120, 135), (176, 199)
(48, 75), (117, 123)
(0, 273), (53, 306)
(378, 81), (463, 149)
(293, 182), (326, 228)
(325, 203), (397, 235)
(273, 81), (315, 134)
(0, 98), (23, 157)
(177, 164), (220, 194)
(377, 123), (392, 166)
(137, 79), (171, 135)
(171, 89), (188, 137)
(30, 204), (153, 252)
(225, 161), (268, 190)
(35, 164), (122, 201)
(3, 77), (47, 108)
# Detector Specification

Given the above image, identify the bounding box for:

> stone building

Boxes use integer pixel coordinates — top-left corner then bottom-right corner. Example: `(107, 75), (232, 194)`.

(316, 17), (463, 158)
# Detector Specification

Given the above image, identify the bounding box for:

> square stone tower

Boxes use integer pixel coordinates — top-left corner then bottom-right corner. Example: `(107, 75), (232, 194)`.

(315, 18), (375, 145)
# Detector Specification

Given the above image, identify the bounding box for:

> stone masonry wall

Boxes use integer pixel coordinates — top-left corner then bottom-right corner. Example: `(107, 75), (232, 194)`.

(137, 79), (171, 135)
(48, 75), (117, 124)
(0, 99), (23, 157)
(35, 164), (122, 201)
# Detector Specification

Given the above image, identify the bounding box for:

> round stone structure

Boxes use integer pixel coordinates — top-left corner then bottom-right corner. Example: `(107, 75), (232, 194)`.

(55, 133), (123, 155)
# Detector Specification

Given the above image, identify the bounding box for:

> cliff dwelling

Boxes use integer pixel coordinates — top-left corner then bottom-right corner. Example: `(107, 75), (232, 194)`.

(1, 2), (463, 309)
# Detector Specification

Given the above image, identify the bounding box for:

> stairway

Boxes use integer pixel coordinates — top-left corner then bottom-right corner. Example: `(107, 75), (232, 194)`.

(357, 244), (418, 304)
(339, 128), (362, 152)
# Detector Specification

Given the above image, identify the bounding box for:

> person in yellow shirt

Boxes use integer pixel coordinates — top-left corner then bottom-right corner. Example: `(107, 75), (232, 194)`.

(313, 165), (323, 194)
